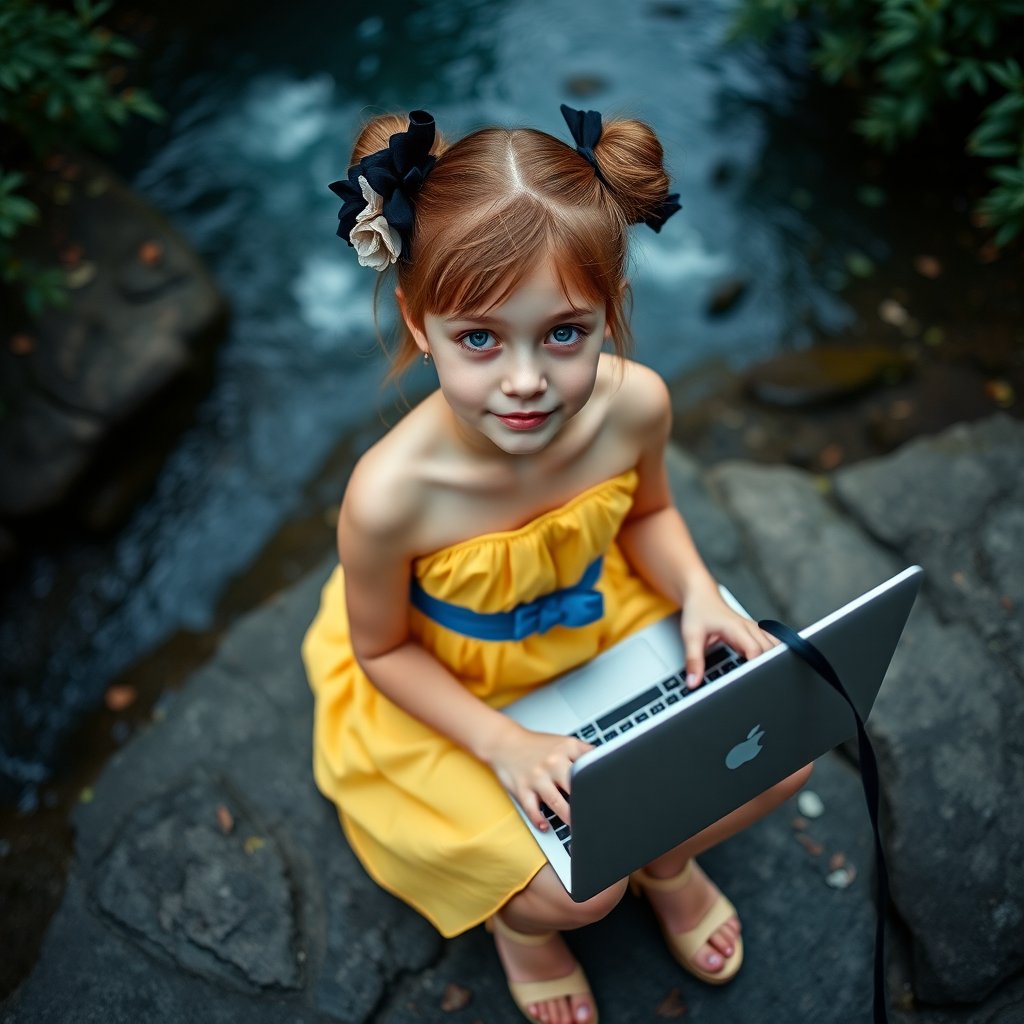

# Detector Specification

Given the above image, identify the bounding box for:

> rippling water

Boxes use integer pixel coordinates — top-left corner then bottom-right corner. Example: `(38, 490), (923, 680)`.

(1, 0), (877, 804)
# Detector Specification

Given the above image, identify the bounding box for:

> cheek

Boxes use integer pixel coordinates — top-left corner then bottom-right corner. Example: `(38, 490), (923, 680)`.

(557, 359), (600, 403)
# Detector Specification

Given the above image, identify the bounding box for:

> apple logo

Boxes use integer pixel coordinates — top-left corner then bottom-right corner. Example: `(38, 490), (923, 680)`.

(725, 725), (765, 769)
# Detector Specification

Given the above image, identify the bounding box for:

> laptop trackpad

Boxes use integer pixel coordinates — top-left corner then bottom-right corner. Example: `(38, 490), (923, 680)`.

(556, 639), (671, 721)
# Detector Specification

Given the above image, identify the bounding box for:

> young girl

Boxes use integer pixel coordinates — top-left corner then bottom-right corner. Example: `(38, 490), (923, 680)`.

(302, 107), (811, 1024)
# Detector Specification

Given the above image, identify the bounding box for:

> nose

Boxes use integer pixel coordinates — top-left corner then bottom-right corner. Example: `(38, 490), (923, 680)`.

(500, 349), (547, 400)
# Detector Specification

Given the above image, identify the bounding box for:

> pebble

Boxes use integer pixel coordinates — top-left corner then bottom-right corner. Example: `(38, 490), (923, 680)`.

(826, 865), (857, 889)
(798, 790), (825, 818)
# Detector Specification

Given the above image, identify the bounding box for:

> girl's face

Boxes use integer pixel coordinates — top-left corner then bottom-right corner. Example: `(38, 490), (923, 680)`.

(401, 257), (612, 457)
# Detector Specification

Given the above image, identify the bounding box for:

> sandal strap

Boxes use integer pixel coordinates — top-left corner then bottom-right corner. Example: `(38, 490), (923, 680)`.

(507, 965), (592, 1006)
(487, 913), (556, 946)
(671, 893), (739, 960)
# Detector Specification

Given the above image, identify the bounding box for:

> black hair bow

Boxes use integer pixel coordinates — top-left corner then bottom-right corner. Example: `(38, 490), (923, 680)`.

(329, 109), (437, 257)
(559, 102), (681, 233)
(560, 103), (607, 186)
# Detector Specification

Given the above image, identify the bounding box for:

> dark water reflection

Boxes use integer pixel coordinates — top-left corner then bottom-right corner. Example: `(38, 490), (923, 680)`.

(0, 0), (878, 803)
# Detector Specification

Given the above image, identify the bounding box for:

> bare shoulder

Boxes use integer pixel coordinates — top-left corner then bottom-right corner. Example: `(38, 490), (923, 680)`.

(337, 402), (439, 557)
(603, 355), (672, 436)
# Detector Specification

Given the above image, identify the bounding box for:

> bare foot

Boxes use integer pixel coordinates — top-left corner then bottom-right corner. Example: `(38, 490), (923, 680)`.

(640, 860), (741, 975)
(491, 919), (596, 1024)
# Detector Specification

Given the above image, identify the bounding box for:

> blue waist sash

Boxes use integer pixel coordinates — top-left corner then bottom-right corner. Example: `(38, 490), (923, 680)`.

(409, 557), (605, 642)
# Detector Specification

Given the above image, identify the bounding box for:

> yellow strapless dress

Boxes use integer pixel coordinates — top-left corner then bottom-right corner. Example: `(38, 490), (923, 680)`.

(301, 468), (677, 936)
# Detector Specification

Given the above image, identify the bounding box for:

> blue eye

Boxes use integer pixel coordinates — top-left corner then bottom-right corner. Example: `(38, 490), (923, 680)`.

(550, 325), (581, 346)
(462, 330), (495, 349)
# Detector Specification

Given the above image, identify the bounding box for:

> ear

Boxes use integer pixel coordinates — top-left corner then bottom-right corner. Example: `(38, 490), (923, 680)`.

(395, 287), (430, 354)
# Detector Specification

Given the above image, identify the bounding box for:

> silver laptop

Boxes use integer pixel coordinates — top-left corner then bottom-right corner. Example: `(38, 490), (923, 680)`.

(501, 565), (923, 902)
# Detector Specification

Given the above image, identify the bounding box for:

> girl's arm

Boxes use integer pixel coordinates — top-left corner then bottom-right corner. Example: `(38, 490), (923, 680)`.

(614, 365), (777, 685)
(338, 461), (590, 830)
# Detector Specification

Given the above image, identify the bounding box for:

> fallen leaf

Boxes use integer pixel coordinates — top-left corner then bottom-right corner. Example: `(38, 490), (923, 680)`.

(796, 833), (823, 857)
(79, 787), (95, 804)
(244, 835), (265, 855)
(53, 182), (72, 205)
(923, 326), (945, 347)
(440, 982), (471, 1012)
(60, 244), (84, 268)
(985, 379), (1015, 408)
(61, 163), (82, 182)
(818, 444), (844, 471)
(1001, 595), (1014, 612)
(952, 571), (966, 588)
(978, 242), (1000, 264)
(889, 399), (914, 420)
(655, 986), (687, 1018)
(138, 240), (163, 266)
(913, 255), (942, 279)
(10, 334), (34, 356)
(791, 816), (808, 831)
(829, 852), (846, 871)
(85, 177), (109, 198)
(104, 684), (137, 711)
(216, 804), (234, 835)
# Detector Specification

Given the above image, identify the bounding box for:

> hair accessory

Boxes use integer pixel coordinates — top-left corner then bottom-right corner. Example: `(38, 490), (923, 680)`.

(559, 103), (607, 186)
(559, 102), (682, 233)
(329, 110), (437, 270)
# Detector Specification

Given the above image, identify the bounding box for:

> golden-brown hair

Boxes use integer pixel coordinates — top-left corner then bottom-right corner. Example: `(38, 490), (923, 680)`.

(346, 111), (673, 380)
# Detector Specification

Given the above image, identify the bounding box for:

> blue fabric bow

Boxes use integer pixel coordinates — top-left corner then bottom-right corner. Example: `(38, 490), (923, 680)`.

(510, 584), (605, 640)
(409, 557), (606, 642)
(329, 110), (437, 258)
(559, 102), (681, 233)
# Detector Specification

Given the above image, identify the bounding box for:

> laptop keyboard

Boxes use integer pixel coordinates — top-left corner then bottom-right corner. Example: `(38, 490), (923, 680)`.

(539, 645), (745, 858)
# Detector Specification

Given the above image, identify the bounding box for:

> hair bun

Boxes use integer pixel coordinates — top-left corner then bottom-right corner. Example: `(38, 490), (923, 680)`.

(592, 118), (673, 228)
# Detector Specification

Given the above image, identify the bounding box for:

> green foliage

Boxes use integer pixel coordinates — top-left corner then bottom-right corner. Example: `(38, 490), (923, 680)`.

(731, 0), (1024, 246)
(0, 0), (164, 315)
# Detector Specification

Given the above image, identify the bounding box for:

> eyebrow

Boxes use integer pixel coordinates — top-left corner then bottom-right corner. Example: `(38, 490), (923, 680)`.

(444, 308), (596, 326)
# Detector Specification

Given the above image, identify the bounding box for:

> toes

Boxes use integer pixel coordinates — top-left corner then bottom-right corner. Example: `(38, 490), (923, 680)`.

(700, 944), (725, 971)
(571, 993), (595, 1022)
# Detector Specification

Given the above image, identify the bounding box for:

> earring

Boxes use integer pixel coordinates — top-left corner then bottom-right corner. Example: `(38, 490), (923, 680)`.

(423, 351), (431, 364)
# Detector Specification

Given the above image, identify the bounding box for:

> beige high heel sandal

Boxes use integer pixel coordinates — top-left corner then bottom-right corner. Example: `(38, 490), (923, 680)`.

(630, 860), (743, 985)
(485, 914), (599, 1023)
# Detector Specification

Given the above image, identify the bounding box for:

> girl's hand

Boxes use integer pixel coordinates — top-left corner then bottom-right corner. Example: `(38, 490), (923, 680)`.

(681, 578), (779, 689)
(486, 723), (593, 830)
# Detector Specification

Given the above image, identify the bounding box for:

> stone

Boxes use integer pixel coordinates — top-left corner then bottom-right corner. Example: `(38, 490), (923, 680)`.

(0, 151), (228, 523)
(714, 419), (1024, 1005)
(705, 276), (748, 316)
(94, 775), (302, 991)
(745, 344), (914, 408)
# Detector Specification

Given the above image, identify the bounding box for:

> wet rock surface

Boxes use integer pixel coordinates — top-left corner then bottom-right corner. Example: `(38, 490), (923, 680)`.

(711, 414), (1024, 1008)
(4, 417), (1023, 1022)
(0, 153), (229, 530)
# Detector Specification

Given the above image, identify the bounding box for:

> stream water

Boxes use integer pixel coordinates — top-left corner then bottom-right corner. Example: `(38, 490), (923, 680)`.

(1, 0), (880, 807)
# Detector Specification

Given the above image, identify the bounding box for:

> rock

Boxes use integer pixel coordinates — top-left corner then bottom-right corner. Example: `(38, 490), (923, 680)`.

(6, 424), (1024, 1022)
(745, 344), (914, 408)
(94, 775), (302, 991)
(705, 277), (748, 316)
(715, 417), (1024, 1005)
(0, 152), (229, 524)
(834, 415), (1024, 678)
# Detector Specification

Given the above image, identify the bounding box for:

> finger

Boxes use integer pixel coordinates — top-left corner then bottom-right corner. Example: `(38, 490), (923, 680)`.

(682, 625), (707, 689)
(540, 780), (573, 827)
(519, 789), (549, 832)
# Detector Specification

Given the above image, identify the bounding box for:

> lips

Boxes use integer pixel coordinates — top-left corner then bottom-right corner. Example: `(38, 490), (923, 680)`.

(495, 411), (552, 431)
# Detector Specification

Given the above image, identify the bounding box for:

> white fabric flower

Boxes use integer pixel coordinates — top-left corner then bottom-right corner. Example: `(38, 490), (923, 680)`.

(350, 175), (402, 271)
